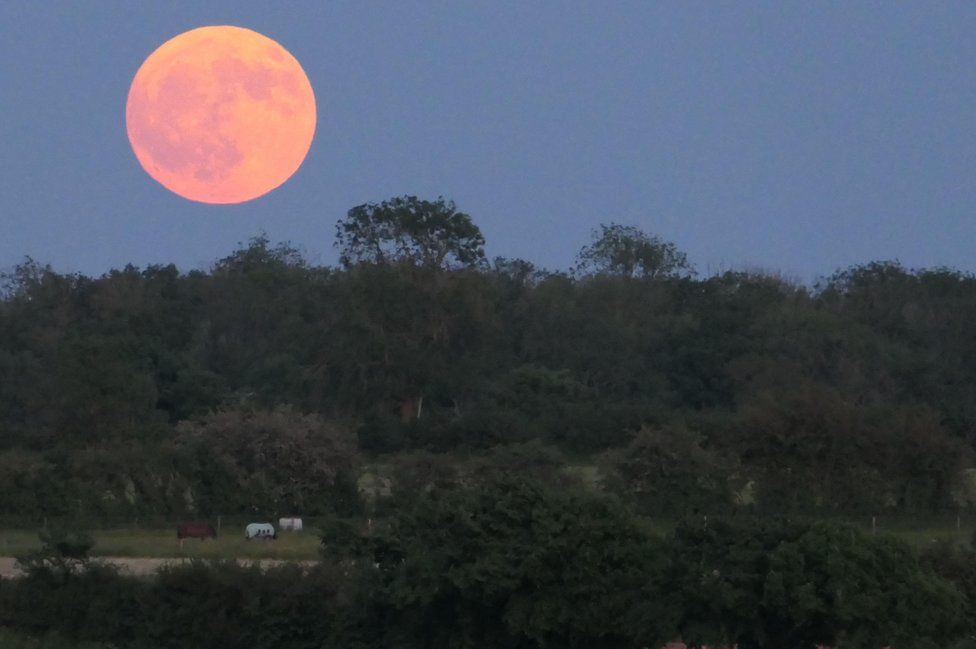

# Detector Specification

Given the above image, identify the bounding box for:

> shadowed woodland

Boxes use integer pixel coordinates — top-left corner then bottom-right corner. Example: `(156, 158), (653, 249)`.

(4, 197), (976, 646)
(2, 197), (975, 519)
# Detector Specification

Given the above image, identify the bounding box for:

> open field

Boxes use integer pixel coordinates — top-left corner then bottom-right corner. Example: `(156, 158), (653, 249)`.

(639, 515), (976, 550)
(879, 523), (975, 547)
(0, 515), (972, 566)
(0, 526), (321, 561)
(0, 628), (111, 649)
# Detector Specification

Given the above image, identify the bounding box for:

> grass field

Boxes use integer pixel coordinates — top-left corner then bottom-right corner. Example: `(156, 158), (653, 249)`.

(0, 527), (320, 560)
(872, 522), (974, 548)
(0, 516), (970, 562)
(0, 629), (110, 649)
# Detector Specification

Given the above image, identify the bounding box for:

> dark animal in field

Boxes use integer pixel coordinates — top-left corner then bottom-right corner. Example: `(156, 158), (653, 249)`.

(176, 522), (217, 544)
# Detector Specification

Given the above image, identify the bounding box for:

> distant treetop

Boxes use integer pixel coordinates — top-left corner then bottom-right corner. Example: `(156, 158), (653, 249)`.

(575, 223), (693, 279)
(335, 196), (486, 270)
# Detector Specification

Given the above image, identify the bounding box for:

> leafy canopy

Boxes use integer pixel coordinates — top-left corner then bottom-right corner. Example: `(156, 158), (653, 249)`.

(336, 195), (486, 270)
(576, 222), (692, 278)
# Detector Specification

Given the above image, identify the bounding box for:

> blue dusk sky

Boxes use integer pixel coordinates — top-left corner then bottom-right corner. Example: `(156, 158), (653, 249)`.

(1, 1), (974, 282)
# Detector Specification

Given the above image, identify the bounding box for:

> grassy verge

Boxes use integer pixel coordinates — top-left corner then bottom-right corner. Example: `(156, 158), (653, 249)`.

(0, 517), (970, 561)
(877, 523), (974, 548)
(638, 516), (975, 549)
(0, 629), (109, 649)
(0, 527), (320, 560)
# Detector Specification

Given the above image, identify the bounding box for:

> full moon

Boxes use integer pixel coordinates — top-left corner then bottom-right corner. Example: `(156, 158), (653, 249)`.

(126, 26), (316, 204)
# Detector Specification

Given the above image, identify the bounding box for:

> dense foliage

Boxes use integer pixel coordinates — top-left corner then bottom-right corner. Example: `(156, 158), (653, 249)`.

(0, 484), (970, 648)
(2, 196), (976, 518)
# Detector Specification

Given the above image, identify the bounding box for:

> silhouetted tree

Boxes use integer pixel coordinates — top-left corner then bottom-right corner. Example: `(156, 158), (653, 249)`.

(335, 196), (485, 269)
(575, 223), (692, 278)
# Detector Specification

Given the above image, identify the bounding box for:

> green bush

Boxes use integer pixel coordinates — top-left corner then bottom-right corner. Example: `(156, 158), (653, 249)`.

(921, 541), (976, 635)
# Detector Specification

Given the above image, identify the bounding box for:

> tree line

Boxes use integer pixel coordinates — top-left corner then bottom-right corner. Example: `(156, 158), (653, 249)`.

(2, 196), (976, 517)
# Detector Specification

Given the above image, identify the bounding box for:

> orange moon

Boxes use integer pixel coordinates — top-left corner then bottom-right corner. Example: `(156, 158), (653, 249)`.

(126, 26), (316, 204)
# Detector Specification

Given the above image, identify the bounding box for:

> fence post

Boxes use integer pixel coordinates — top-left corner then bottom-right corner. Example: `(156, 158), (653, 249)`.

(871, 515), (877, 535)
(217, 515), (222, 536)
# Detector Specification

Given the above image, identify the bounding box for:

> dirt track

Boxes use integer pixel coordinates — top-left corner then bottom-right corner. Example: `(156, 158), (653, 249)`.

(0, 556), (315, 579)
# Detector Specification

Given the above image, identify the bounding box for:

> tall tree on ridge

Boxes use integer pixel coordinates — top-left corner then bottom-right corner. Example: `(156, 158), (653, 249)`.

(335, 196), (485, 270)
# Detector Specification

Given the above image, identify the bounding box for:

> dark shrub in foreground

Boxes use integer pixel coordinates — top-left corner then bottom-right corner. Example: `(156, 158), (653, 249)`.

(141, 561), (362, 649)
(1, 561), (369, 649)
(360, 479), (672, 648)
